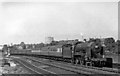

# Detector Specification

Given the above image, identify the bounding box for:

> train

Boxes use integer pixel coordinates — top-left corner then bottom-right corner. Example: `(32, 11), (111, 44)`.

(4, 39), (113, 68)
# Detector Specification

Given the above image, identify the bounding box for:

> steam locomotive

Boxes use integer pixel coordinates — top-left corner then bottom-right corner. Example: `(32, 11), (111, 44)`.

(5, 39), (113, 68)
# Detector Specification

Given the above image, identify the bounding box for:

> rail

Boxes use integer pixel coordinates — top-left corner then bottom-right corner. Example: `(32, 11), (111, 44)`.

(24, 56), (119, 75)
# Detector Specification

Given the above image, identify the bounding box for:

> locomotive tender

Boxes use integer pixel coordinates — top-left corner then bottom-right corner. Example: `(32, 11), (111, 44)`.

(7, 40), (113, 68)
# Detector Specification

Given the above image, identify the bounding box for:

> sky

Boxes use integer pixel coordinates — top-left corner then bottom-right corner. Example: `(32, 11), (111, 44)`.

(0, 0), (119, 44)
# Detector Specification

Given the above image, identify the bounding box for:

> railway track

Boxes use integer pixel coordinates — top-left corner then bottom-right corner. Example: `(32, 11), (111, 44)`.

(29, 56), (119, 73)
(22, 56), (119, 75)
(11, 56), (88, 76)
(12, 58), (58, 75)
(11, 54), (120, 69)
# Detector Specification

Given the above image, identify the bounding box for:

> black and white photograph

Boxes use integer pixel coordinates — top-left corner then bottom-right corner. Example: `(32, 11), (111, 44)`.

(0, 0), (119, 75)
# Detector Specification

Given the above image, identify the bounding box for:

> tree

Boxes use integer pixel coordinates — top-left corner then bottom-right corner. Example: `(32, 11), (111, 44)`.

(2, 45), (8, 52)
(104, 37), (115, 52)
(115, 40), (120, 54)
(20, 42), (26, 49)
(50, 41), (59, 45)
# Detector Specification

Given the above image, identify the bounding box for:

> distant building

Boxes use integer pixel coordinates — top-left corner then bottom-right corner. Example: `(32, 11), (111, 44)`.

(45, 37), (54, 44)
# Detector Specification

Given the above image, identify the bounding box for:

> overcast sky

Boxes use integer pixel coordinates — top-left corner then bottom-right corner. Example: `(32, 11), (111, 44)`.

(0, 1), (118, 44)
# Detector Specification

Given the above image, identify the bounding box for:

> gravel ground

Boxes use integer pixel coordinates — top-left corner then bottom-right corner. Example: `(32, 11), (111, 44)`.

(0, 51), (30, 74)
(0, 58), (29, 74)
(2, 64), (29, 74)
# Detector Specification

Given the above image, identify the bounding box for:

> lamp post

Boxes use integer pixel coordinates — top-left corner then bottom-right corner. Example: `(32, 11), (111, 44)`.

(81, 33), (84, 41)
